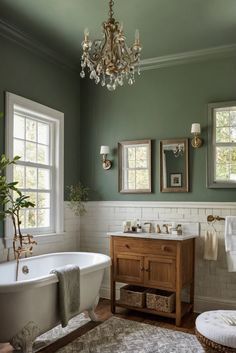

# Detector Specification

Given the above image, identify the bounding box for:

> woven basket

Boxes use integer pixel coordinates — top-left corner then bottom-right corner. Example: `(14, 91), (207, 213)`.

(146, 289), (175, 313)
(120, 285), (147, 308)
(195, 329), (236, 353)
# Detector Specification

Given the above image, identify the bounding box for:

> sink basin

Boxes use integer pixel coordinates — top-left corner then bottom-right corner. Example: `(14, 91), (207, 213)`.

(124, 231), (181, 237)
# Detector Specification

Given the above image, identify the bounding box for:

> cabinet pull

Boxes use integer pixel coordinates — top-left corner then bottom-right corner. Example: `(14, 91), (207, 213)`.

(145, 268), (150, 272)
(125, 244), (130, 249)
(161, 245), (169, 252)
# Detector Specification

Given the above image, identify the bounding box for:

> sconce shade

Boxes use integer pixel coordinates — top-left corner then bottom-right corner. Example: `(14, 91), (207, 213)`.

(191, 123), (201, 134)
(100, 145), (110, 155)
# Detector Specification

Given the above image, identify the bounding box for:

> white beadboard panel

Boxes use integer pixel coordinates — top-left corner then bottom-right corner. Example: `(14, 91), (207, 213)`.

(0, 202), (80, 263)
(80, 201), (236, 312)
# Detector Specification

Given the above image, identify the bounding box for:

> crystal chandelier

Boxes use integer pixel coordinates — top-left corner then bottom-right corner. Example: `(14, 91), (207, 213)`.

(80, 0), (142, 91)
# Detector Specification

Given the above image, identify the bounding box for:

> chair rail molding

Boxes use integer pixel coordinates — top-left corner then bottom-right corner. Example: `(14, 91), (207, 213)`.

(86, 201), (236, 209)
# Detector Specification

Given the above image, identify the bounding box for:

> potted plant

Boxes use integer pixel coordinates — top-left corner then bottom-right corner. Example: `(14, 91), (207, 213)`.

(67, 182), (89, 216)
(0, 154), (37, 278)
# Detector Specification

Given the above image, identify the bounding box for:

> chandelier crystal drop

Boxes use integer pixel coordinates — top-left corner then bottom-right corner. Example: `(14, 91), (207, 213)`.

(80, 0), (142, 91)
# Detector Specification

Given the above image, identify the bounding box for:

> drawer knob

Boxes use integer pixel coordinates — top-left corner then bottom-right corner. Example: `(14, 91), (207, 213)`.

(145, 268), (150, 272)
(161, 245), (169, 251)
(125, 244), (130, 249)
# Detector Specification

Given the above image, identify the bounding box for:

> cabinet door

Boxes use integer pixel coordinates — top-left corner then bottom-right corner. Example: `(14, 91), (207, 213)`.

(114, 254), (144, 284)
(144, 256), (176, 290)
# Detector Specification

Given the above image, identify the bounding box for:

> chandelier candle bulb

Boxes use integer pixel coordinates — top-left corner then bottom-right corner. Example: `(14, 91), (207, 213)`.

(135, 29), (140, 43)
(84, 28), (89, 41)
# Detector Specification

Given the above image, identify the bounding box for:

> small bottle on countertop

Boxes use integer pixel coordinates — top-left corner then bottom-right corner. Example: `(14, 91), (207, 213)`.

(177, 224), (182, 235)
(136, 219), (142, 232)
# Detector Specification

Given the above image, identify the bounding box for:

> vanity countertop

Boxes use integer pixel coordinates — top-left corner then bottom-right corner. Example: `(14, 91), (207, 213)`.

(107, 231), (199, 241)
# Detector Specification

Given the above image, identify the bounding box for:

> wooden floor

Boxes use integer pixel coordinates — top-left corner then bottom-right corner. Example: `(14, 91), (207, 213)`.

(0, 299), (197, 353)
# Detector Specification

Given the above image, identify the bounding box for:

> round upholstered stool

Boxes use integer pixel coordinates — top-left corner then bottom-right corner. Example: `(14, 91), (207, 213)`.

(196, 310), (236, 353)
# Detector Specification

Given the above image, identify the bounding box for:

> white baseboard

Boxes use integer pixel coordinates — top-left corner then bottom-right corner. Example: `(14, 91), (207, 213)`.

(100, 285), (236, 313)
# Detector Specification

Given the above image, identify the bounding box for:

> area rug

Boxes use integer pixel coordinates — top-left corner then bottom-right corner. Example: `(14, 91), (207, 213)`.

(57, 316), (204, 353)
(33, 313), (90, 352)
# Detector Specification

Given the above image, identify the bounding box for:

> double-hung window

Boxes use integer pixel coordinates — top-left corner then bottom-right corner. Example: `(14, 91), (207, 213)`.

(5, 92), (64, 238)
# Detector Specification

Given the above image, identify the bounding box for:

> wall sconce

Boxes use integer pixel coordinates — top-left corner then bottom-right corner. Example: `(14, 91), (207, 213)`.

(191, 123), (203, 148)
(100, 145), (112, 170)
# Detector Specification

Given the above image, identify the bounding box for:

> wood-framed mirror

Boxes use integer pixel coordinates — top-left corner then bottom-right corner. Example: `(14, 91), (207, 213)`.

(160, 138), (189, 192)
(118, 139), (152, 193)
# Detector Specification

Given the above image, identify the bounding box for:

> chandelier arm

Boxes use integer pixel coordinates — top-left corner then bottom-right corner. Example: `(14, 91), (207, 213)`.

(88, 29), (110, 67)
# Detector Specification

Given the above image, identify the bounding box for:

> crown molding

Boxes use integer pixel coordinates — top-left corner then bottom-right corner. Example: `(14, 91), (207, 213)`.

(1, 17), (236, 74)
(140, 44), (236, 71)
(0, 18), (79, 73)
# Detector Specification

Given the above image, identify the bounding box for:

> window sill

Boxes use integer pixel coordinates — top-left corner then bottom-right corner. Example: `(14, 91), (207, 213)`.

(4, 232), (66, 248)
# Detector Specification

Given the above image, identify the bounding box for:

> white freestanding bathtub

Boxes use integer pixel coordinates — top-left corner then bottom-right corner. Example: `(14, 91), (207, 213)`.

(0, 252), (111, 352)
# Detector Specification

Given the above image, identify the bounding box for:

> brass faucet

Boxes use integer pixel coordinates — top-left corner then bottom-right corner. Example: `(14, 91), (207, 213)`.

(162, 224), (169, 234)
(144, 222), (152, 233)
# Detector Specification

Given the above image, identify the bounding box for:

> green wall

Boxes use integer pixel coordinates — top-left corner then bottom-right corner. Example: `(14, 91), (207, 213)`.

(0, 36), (81, 187)
(80, 57), (236, 201)
(0, 36), (81, 236)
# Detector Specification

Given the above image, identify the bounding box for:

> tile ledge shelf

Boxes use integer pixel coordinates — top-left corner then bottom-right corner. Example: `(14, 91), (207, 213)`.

(86, 201), (236, 209)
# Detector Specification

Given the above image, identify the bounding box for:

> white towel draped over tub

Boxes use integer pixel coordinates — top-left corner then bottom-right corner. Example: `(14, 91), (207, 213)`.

(51, 264), (80, 327)
(225, 216), (236, 272)
(204, 228), (218, 261)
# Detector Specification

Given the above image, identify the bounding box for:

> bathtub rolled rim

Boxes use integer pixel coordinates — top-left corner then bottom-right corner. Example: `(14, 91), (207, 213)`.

(0, 251), (111, 293)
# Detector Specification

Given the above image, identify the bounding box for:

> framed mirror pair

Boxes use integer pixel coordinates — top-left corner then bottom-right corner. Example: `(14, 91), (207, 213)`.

(118, 138), (189, 193)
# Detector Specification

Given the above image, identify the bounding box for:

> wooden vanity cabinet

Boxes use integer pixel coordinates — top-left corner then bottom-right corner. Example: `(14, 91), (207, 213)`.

(110, 236), (195, 326)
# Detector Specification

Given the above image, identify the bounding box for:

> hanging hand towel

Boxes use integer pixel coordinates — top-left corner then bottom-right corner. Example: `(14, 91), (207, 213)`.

(204, 229), (218, 261)
(50, 264), (80, 327)
(225, 216), (236, 251)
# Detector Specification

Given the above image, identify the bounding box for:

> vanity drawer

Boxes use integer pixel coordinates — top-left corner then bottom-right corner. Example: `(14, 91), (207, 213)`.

(113, 237), (176, 257)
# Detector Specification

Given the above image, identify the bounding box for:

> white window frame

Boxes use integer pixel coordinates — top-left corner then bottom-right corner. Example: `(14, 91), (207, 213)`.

(208, 101), (236, 188)
(5, 92), (64, 243)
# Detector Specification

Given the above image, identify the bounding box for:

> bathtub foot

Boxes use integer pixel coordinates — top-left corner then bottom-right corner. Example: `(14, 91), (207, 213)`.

(88, 309), (99, 322)
(10, 321), (39, 353)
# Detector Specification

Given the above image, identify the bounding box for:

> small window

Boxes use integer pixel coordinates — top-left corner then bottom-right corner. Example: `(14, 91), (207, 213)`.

(5, 92), (64, 235)
(118, 140), (151, 193)
(208, 101), (236, 188)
